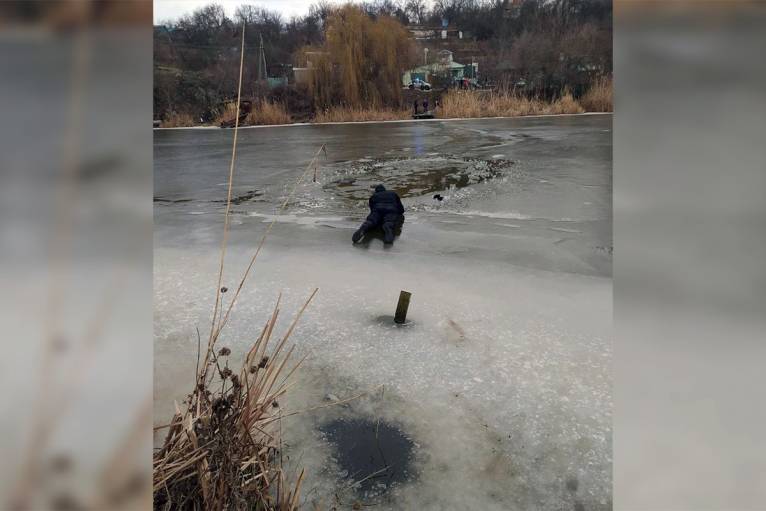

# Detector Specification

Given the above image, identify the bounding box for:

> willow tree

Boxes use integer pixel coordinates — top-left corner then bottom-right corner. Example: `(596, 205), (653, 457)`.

(295, 45), (335, 107)
(298, 4), (416, 109)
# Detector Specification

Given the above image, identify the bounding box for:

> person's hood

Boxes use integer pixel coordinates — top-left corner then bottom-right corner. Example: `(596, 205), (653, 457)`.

(374, 184), (386, 192)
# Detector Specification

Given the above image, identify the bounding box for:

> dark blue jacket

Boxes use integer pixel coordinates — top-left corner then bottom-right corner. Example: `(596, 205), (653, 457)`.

(369, 187), (404, 215)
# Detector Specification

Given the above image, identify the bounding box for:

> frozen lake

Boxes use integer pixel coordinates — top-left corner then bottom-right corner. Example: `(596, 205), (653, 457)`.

(154, 115), (612, 510)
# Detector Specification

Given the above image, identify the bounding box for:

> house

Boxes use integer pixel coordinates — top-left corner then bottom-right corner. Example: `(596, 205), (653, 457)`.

(402, 50), (478, 87)
(407, 25), (467, 41)
(407, 26), (440, 40)
(406, 17), (469, 41)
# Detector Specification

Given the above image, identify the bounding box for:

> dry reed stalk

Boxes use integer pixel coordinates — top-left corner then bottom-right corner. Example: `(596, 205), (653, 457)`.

(155, 23), (325, 510)
(9, 24), (92, 509)
(208, 143), (326, 349)
(11, 21), (154, 509)
(209, 22), (246, 352)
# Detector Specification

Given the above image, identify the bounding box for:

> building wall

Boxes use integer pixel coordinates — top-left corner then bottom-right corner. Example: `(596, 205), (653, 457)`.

(402, 61), (479, 86)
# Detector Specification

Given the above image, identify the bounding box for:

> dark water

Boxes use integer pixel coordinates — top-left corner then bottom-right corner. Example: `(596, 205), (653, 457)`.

(319, 418), (415, 496)
(323, 155), (515, 201)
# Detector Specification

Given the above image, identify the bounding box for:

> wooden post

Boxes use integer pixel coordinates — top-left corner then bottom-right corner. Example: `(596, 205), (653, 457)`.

(394, 291), (412, 324)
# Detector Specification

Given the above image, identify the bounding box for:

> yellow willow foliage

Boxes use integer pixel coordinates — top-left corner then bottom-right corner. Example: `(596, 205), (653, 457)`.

(299, 4), (415, 109)
(297, 46), (334, 109)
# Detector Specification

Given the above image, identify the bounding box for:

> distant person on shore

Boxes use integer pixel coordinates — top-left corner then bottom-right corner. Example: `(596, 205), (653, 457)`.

(413, 99), (419, 115)
(352, 184), (405, 245)
(423, 98), (429, 112)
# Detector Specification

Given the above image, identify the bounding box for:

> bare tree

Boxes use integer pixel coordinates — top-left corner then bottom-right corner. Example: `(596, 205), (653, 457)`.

(405, 0), (428, 24)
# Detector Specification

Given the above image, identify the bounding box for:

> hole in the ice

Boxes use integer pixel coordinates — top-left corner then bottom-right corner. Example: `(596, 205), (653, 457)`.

(319, 418), (415, 497)
(210, 189), (263, 205)
(372, 315), (414, 327)
(566, 475), (579, 493)
(323, 155), (514, 201)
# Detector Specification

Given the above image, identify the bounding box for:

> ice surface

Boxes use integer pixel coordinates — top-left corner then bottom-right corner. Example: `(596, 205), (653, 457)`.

(154, 115), (612, 510)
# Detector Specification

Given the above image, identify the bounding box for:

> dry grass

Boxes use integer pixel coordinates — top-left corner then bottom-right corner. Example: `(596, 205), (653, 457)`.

(547, 91), (586, 115)
(214, 102), (239, 127)
(161, 112), (196, 128)
(438, 89), (584, 119)
(313, 106), (411, 123)
(248, 101), (293, 125)
(213, 101), (293, 127)
(580, 76), (613, 112)
(153, 292), (315, 511)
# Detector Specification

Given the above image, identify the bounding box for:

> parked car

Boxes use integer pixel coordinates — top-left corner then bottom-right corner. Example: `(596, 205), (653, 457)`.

(454, 77), (479, 89)
(408, 78), (432, 91)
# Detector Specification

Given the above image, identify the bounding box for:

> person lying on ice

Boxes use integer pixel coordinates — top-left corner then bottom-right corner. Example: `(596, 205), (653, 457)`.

(352, 184), (405, 245)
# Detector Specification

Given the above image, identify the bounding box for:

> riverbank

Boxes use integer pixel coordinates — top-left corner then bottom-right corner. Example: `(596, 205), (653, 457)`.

(154, 111), (612, 130)
(156, 81), (613, 129)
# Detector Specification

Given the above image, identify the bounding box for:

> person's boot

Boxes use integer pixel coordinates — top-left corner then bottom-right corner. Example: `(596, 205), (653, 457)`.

(352, 226), (366, 243)
(382, 224), (395, 244)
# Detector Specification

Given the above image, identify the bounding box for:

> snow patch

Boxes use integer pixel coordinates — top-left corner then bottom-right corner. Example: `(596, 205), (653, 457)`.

(458, 210), (532, 220)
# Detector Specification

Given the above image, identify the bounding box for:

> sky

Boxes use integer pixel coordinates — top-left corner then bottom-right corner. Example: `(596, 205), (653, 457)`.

(154, 0), (346, 24)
